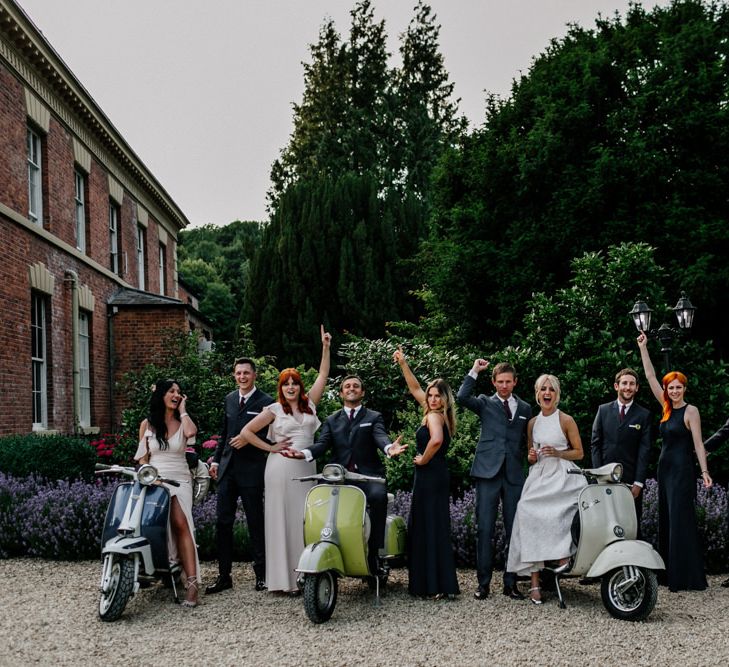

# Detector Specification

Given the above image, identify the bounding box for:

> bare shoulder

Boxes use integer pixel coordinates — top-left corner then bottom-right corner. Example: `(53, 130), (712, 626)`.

(559, 411), (577, 428)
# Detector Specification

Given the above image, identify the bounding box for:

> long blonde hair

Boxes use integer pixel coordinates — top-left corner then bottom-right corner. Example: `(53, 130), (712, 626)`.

(423, 378), (457, 435)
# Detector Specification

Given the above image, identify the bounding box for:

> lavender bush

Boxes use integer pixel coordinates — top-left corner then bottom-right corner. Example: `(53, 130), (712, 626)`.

(0, 473), (250, 561)
(1, 473), (726, 572)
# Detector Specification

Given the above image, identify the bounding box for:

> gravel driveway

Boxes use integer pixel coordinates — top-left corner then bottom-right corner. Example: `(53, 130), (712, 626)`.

(1, 559), (728, 666)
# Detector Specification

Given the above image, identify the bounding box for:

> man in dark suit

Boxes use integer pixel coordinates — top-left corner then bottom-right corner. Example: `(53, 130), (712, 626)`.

(591, 368), (652, 536)
(206, 357), (273, 594)
(293, 375), (405, 574)
(704, 416), (729, 587)
(457, 360), (531, 601)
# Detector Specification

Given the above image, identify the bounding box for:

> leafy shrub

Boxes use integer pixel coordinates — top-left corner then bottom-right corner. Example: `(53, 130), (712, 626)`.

(0, 434), (97, 481)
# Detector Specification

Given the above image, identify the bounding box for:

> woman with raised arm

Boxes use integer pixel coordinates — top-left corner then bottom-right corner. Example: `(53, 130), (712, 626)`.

(394, 347), (459, 599)
(507, 374), (586, 605)
(241, 326), (332, 594)
(135, 379), (200, 607)
(637, 331), (712, 591)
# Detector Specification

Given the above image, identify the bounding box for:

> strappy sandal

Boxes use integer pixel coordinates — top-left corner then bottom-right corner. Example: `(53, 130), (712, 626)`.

(181, 576), (199, 608)
(529, 586), (543, 605)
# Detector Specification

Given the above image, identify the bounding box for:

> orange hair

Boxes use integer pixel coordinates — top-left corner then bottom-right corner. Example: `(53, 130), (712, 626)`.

(660, 371), (688, 423)
(277, 368), (313, 415)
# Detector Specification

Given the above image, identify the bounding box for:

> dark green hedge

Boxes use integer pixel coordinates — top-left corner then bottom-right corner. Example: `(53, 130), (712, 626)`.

(0, 434), (97, 481)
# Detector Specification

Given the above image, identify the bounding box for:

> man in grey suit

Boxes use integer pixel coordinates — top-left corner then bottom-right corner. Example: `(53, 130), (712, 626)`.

(704, 415), (729, 587)
(457, 359), (530, 600)
(591, 368), (652, 536)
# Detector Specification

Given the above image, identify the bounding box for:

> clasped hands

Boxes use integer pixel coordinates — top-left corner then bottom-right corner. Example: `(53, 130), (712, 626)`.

(528, 444), (561, 462)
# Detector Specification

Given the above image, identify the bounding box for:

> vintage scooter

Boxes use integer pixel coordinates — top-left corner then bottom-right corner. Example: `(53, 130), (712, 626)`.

(96, 462), (182, 622)
(294, 463), (407, 623)
(549, 462), (665, 621)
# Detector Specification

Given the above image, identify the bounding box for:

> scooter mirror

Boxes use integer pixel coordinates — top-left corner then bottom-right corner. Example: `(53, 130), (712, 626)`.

(138, 464), (159, 486)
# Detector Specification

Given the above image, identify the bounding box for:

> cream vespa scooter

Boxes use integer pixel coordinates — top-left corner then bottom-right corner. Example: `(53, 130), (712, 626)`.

(547, 463), (665, 621)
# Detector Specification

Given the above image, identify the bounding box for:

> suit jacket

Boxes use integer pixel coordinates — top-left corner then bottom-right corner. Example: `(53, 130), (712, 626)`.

(214, 387), (274, 485)
(591, 401), (652, 485)
(309, 407), (391, 476)
(704, 416), (729, 452)
(456, 374), (530, 484)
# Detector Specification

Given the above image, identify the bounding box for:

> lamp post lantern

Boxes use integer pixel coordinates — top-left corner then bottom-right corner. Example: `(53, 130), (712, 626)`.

(629, 293), (696, 372)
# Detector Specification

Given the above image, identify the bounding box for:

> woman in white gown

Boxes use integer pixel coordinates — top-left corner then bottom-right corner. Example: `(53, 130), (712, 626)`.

(134, 379), (200, 607)
(507, 374), (586, 604)
(242, 326), (332, 593)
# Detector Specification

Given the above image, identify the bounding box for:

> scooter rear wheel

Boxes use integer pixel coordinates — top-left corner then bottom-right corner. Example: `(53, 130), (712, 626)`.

(601, 566), (658, 622)
(99, 554), (135, 622)
(303, 572), (338, 623)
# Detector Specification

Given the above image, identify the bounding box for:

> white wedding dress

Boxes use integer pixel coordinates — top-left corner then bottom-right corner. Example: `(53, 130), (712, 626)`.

(507, 410), (586, 575)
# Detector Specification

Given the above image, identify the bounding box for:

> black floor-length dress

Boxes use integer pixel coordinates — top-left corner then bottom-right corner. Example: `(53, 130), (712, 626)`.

(407, 424), (460, 596)
(658, 405), (707, 591)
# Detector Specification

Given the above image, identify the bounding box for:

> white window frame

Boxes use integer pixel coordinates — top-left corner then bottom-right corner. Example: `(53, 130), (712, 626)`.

(136, 225), (146, 290)
(109, 202), (120, 274)
(78, 311), (91, 428)
(31, 292), (48, 429)
(27, 127), (43, 225)
(74, 170), (86, 253)
(158, 243), (166, 295)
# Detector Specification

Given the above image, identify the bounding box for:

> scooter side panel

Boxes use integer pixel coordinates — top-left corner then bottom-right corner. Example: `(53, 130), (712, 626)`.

(380, 515), (407, 558)
(587, 540), (666, 577)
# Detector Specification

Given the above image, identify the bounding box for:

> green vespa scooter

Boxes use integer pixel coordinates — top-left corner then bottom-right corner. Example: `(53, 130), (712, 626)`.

(294, 463), (406, 623)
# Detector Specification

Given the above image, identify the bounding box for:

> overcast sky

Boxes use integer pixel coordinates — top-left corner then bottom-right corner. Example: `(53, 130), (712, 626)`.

(18, 0), (668, 228)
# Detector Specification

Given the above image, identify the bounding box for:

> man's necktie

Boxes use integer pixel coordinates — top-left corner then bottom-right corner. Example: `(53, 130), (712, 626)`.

(620, 404), (626, 422)
(349, 408), (355, 421)
(502, 399), (512, 420)
(239, 395), (246, 412)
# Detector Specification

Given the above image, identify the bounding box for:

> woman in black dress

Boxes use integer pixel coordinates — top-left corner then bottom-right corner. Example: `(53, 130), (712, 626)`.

(394, 347), (459, 599)
(637, 332), (712, 591)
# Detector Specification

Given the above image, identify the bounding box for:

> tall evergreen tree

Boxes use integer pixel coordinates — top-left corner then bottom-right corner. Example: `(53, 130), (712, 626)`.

(424, 0), (729, 355)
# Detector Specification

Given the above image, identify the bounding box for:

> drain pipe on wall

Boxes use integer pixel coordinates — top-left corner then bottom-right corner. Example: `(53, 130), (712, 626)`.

(65, 269), (80, 434)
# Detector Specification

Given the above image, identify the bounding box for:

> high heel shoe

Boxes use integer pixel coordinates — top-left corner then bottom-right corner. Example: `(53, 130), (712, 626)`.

(553, 558), (571, 574)
(529, 587), (543, 605)
(181, 576), (199, 608)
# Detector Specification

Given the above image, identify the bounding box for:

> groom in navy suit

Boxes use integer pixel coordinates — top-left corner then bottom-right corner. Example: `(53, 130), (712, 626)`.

(457, 360), (530, 600)
(591, 368), (652, 536)
(294, 375), (405, 574)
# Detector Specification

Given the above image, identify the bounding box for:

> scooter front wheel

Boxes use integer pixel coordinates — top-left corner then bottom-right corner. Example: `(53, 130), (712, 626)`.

(600, 565), (658, 622)
(99, 554), (135, 622)
(303, 572), (338, 623)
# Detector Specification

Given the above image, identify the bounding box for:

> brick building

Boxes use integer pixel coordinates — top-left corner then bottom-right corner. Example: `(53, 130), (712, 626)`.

(0, 0), (211, 436)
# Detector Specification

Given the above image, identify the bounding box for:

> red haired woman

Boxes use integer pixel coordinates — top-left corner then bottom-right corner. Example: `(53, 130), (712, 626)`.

(242, 326), (331, 593)
(637, 331), (712, 591)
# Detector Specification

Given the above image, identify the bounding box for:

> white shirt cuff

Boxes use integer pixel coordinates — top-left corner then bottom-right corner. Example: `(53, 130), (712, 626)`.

(301, 448), (314, 462)
(468, 370), (478, 380)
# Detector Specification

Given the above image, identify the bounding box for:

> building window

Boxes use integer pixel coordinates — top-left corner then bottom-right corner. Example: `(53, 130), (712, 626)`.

(27, 127), (43, 225)
(109, 202), (120, 275)
(136, 225), (146, 290)
(31, 292), (48, 429)
(74, 170), (87, 253)
(79, 311), (91, 428)
(159, 243), (167, 295)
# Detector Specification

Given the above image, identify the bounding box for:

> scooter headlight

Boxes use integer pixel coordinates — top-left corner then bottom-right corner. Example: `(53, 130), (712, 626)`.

(137, 464), (159, 486)
(321, 463), (345, 482)
(610, 463), (623, 483)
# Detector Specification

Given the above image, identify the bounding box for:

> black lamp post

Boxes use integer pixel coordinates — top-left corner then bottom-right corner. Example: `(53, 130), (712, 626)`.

(629, 293), (696, 372)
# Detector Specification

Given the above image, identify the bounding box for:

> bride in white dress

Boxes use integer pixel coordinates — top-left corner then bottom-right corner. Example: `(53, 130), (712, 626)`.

(241, 326), (331, 593)
(507, 374), (586, 604)
(134, 379), (200, 607)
